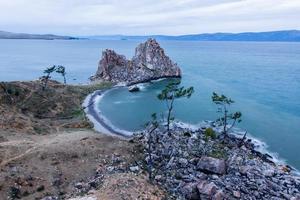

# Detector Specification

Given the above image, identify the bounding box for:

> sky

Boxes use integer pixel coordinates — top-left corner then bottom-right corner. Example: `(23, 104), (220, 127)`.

(0, 0), (300, 36)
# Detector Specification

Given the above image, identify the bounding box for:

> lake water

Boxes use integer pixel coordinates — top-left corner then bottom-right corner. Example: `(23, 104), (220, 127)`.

(0, 39), (300, 169)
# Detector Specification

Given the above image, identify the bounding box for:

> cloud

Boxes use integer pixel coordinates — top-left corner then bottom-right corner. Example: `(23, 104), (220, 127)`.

(0, 0), (299, 35)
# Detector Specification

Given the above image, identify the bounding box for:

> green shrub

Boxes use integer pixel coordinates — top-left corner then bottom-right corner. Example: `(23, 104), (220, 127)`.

(204, 127), (216, 140)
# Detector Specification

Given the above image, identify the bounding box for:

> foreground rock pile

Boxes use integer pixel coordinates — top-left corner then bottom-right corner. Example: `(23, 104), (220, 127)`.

(91, 38), (181, 85)
(133, 126), (300, 199)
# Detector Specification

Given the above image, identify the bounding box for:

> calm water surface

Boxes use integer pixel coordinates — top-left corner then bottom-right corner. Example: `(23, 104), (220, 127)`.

(0, 39), (299, 169)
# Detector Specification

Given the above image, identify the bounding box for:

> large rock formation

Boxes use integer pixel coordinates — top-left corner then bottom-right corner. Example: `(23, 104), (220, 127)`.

(91, 38), (181, 85)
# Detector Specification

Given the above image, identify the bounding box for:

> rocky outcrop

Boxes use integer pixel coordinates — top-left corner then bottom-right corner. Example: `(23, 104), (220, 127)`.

(90, 39), (181, 85)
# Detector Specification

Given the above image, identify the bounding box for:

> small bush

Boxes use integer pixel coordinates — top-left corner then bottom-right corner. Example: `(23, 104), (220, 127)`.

(204, 128), (216, 140)
(71, 108), (85, 118)
(209, 149), (227, 159)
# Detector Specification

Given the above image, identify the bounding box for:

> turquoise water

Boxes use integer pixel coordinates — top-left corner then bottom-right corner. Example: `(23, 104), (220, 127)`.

(0, 39), (299, 169)
(98, 41), (300, 169)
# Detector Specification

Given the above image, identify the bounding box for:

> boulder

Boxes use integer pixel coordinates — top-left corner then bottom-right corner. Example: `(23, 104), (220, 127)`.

(213, 190), (226, 200)
(180, 182), (199, 200)
(233, 190), (241, 198)
(91, 38), (181, 85)
(197, 180), (218, 196)
(197, 157), (226, 175)
(128, 85), (140, 92)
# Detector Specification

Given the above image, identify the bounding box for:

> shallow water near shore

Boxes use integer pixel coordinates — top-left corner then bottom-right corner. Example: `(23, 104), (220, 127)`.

(0, 39), (300, 169)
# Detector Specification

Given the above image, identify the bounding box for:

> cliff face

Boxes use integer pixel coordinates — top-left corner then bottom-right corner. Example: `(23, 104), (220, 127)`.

(91, 39), (181, 85)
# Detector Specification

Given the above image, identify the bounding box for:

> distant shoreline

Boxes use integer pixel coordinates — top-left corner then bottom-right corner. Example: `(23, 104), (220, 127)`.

(2, 29), (300, 42)
(0, 30), (79, 40)
(0, 38), (79, 40)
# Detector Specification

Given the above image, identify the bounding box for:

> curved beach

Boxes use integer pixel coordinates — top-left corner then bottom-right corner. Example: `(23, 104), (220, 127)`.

(83, 88), (133, 138)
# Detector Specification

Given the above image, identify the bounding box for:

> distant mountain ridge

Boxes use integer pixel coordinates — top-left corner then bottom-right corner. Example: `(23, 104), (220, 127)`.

(88, 30), (300, 42)
(0, 30), (77, 40)
(1, 30), (300, 41)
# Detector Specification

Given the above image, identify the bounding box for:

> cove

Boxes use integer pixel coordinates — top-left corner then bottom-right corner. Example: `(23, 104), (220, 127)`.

(96, 41), (300, 170)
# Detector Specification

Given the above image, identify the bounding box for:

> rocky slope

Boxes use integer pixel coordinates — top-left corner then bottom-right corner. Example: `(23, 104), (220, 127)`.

(132, 125), (300, 200)
(0, 80), (111, 134)
(91, 38), (181, 85)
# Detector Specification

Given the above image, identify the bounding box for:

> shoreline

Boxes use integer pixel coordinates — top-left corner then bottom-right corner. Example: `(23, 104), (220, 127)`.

(126, 75), (181, 86)
(175, 120), (300, 172)
(84, 84), (300, 173)
(83, 87), (132, 138)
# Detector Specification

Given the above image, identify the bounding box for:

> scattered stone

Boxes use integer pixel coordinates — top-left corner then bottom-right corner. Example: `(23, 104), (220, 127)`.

(52, 178), (61, 187)
(36, 185), (45, 192)
(41, 196), (59, 200)
(75, 182), (84, 189)
(106, 166), (115, 172)
(154, 175), (162, 181)
(239, 166), (251, 175)
(132, 124), (300, 199)
(180, 182), (199, 200)
(179, 158), (189, 167)
(263, 169), (275, 177)
(9, 186), (21, 199)
(213, 190), (226, 200)
(129, 166), (139, 172)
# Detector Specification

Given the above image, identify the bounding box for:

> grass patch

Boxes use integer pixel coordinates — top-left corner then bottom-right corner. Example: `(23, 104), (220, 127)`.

(208, 143), (228, 159)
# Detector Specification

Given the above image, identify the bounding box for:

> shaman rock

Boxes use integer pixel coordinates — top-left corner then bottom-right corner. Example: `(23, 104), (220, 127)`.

(91, 38), (181, 85)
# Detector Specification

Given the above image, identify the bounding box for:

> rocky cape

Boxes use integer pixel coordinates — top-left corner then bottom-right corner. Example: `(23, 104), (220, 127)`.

(90, 38), (181, 85)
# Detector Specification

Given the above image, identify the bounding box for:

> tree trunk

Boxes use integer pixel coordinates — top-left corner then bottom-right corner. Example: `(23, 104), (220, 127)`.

(166, 98), (174, 132)
(238, 131), (247, 147)
(43, 78), (48, 91)
(224, 106), (228, 137)
(147, 125), (157, 181)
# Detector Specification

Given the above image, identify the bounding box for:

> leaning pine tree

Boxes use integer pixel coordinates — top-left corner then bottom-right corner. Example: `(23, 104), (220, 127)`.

(56, 65), (67, 84)
(211, 92), (242, 137)
(42, 65), (57, 91)
(157, 80), (194, 132)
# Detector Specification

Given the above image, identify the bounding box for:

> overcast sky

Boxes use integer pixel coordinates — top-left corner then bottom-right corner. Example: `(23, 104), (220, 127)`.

(0, 0), (300, 35)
